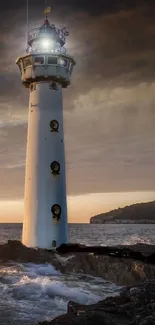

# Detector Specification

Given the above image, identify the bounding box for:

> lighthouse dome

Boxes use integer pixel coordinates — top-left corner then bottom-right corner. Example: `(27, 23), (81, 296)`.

(27, 15), (68, 54)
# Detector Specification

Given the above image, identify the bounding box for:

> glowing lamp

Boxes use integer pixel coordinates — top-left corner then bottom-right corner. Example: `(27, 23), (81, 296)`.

(41, 38), (53, 50)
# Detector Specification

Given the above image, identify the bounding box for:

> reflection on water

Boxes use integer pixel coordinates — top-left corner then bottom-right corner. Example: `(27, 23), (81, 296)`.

(0, 223), (154, 246)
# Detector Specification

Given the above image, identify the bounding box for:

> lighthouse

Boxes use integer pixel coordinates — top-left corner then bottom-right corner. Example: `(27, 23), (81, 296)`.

(16, 7), (75, 249)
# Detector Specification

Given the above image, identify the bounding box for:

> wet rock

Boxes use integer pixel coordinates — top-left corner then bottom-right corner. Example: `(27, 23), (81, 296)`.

(38, 281), (155, 325)
(55, 253), (155, 286)
(0, 241), (155, 285)
(57, 243), (155, 263)
(1, 241), (154, 324)
(0, 240), (54, 264)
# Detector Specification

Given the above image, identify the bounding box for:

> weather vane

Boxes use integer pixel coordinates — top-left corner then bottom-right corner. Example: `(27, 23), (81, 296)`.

(44, 6), (51, 19)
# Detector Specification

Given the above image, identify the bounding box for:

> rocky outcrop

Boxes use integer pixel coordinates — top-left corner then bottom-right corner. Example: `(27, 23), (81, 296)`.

(55, 253), (155, 286)
(0, 240), (54, 263)
(38, 281), (155, 325)
(1, 241), (155, 324)
(0, 241), (155, 286)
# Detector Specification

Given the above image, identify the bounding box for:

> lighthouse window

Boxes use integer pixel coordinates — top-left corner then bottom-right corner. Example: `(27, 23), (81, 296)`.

(50, 120), (59, 132)
(23, 57), (32, 68)
(49, 82), (58, 90)
(30, 83), (36, 92)
(18, 60), (23, 71)
(59, 58), (68, 68)
(50, 161), (60, 175)
(35, 56), (45, 65)
(51, 204), (61, 220)
(18, 61), (23, 74)
(48, 56), (58, 65)
(69, 62), (73, 73)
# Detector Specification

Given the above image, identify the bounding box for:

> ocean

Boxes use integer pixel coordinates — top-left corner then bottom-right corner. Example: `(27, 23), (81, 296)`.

(0, 223), (154, 325)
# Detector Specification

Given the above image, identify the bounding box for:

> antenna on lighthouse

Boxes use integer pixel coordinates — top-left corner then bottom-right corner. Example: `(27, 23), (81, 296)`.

(44, 0), (51, 19)
(26, 0), (29, 47)
(44, 0), (51, 35)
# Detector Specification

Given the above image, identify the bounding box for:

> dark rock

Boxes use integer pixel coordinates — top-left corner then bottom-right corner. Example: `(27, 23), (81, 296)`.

(0, 240), (54, 264)
(57, 243), (155, 265)
(38, 281), (155, 325)
(0, 241), (155, 285)
(1, 241), (155, 324)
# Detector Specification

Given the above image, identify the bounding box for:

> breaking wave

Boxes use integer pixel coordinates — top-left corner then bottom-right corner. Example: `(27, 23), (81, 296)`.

(0, 223), (154, 324)
(122, 234), (151, 245)
(0, 262), (119, 325)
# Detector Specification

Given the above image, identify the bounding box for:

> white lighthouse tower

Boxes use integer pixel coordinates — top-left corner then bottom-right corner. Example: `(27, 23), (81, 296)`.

(16, 7), (75, 249)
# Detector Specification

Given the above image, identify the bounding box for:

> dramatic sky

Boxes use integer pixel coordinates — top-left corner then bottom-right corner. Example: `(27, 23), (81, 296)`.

(0, 0), (155, 222)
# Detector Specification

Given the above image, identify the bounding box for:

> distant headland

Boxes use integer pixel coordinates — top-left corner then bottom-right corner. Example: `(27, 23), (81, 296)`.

(90, 200), (155, 224)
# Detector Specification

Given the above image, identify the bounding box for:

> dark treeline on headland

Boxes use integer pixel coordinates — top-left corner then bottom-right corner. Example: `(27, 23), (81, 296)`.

(90, 200), (155, 224)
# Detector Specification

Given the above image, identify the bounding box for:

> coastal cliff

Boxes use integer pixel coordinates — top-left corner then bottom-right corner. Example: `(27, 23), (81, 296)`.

(90, 200), (155, 224)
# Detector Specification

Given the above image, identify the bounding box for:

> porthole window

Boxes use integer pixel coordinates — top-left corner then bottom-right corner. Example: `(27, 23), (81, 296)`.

(49, 82), (58, 91)
(50, 120), (59, 132)
(51, 204), (61, 220)
(51, 161), (60, 175)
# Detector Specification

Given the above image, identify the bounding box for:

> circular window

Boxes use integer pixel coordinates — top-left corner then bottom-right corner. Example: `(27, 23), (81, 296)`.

(50, 82), (58, 90)
(51, 161), (60, 174)
(50, 120), (59, 132)
(51, 204), (61, 217)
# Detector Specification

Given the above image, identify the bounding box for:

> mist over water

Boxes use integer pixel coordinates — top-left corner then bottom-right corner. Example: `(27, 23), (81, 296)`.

(0, 223), (154, 324)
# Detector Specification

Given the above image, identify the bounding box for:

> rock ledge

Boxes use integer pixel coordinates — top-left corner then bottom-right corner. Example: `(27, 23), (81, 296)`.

(0, 240), (155, 285)
(38, 281), (155, 325)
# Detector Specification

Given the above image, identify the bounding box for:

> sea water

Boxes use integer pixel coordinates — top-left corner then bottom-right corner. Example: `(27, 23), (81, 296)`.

(0, 223), (154, 324)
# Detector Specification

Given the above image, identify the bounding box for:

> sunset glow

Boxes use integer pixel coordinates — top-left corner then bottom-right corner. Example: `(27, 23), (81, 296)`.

(0, 191), (155, 223)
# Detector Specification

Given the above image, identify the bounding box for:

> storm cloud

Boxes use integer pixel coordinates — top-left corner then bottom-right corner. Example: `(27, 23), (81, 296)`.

(0, 0), (155, 199)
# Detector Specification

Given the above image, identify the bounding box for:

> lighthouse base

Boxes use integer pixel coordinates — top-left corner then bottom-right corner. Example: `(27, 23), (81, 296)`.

(22, 222), (69, 250)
